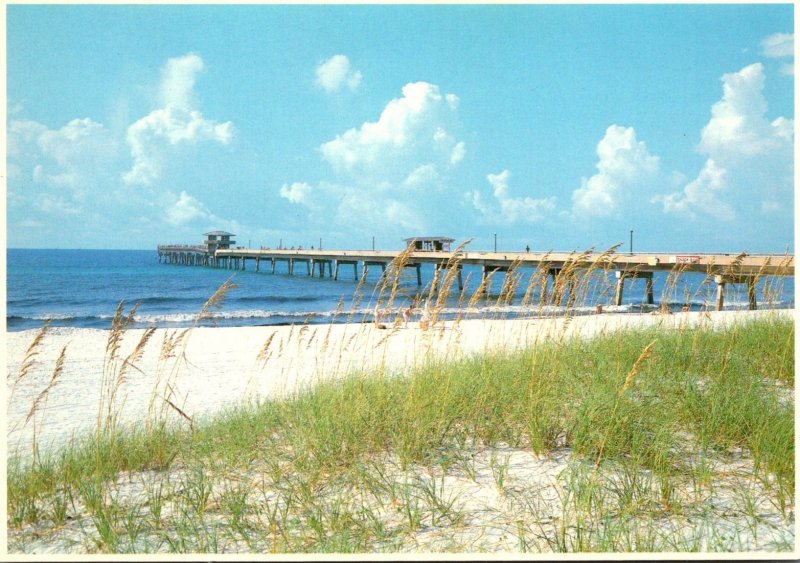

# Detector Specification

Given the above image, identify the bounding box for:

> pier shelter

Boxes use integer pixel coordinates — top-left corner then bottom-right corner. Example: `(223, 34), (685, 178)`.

(204, 231), (237, 253)
(404, 236), (455, 252)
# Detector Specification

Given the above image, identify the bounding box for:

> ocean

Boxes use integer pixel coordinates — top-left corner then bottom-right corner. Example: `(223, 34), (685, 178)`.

(6, 248), (795, 332)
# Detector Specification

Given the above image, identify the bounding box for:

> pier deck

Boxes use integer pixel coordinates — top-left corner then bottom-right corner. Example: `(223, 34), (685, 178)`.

(158, 244), (793, 311)
(212, 248), (793, 276)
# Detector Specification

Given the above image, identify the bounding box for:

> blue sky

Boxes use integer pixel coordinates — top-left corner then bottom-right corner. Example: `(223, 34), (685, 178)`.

(7, 4), (794, 252)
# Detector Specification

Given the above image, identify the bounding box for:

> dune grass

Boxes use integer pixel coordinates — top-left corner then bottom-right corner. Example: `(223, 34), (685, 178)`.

(7, 313), (794, 553)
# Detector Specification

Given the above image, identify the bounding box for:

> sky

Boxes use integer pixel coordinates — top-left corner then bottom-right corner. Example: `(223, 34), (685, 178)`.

(6, 4), (795, 253)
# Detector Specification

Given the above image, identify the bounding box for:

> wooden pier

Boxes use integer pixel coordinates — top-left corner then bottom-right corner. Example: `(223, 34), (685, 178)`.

(157, 239), (794, 311)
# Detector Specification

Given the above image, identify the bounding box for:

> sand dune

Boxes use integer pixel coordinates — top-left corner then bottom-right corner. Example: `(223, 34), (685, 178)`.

(6, 309), (791, 456)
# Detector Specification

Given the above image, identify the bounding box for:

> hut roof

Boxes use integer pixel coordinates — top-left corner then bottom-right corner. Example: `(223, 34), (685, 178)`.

(204, 230), (236, 236)
(403, 236), (455, 243)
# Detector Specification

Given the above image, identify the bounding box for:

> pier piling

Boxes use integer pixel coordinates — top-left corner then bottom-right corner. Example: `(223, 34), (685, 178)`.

(157, 242), (792, 314)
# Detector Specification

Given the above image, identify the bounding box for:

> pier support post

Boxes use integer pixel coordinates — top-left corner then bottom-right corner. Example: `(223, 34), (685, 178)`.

(714, 274), (758, 311)
(431, 264), (441, 293)
(482, 265), (501, 295)
(271, 258), (276, 274)
(416, 264), (422, 287)
(255, 257), (259, 272)
(614, 270), (655, 306)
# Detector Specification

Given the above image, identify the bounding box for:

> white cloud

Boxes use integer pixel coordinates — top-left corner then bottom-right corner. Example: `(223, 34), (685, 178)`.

(123, 53), (234, 186)
(655, 159), (734, 221)
(571, 125), (659, 217)
(471, 170), (557, 223)
(8, 117), (119, 203)
(165, 190), (211, 226)
(8, 119), (47, 158)
(656, 63), (793, 221)
(159, 53), (204, 109)
(698, 63), (786, 157)
(761, 32), (793, 59)
(315, 55), (362, 93)
(404, 164), (440, 189)
(280, 81), (468, 236)
(320, 82), (463, 182)
(450, 141), (466, 165)
(36, 194), (83, 216)
(333, 190), (424, 233)
(279, 181), (313, 204)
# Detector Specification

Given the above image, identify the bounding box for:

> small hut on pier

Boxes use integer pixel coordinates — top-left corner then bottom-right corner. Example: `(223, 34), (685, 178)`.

(403, 236), (455, 252)
(204, 231), (237, 253)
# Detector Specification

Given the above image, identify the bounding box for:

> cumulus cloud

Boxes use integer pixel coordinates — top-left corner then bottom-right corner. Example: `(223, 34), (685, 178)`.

(123, 53), (234, 186)
(656, 159), (734, 221)
(571, 125), (659, 217)
(164, 190), (211, 226)
(159, 53), (204, 109)
(470, 170), (557, 223)
(321, 82), (462, 182)
(698, 63), (786, 157)
(315, 55), (362, 93)
(279, 182), (313, 205)
(655, 63), (793, 221)
(8, 117), (119, 204)
(279, 81), (468, 236)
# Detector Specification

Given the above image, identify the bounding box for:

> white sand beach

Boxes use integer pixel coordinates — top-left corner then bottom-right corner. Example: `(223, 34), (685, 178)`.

(6, 308), (796, 553)
(6, 309), (792, 456)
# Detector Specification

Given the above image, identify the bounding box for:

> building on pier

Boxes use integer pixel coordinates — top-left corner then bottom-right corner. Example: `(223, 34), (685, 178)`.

(204, 231), (236, 253)
(403, 236), (455, 252)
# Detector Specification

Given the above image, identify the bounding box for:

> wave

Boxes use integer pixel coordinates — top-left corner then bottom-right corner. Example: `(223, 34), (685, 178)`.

(7, 298), (794, 332)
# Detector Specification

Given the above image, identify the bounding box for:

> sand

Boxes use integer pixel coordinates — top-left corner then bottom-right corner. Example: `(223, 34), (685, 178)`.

(6, 308), (792, 456)
(6, 309), (796, 553)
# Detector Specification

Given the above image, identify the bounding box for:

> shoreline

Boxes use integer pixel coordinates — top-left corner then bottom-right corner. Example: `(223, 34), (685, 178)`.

(6, 309), (794, 457)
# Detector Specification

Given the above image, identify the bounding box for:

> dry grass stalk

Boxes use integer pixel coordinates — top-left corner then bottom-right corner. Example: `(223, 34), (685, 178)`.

(257, 332), (278, 369)
(619, 339), (657, 395)
(98, 301), (139, 438)
(428, 241), (470, 326)
(25, 344), (68, 425)
(467, 271), (493, 310)
(347, 273), (369, 324)
(104, 327), (158, 434)
(118, 327), (157, 384)
(593, 338), (659, 473)
(495, 258), (523, 309)
(196, 276), (239, 325)
(373, 243), (416, 321)
(12, 319), (52, 398)
(25, 344), (68, 464)
(163, 383), (195, 432)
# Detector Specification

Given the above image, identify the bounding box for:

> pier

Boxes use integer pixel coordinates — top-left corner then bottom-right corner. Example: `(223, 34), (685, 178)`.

(158, 234), (794, 311)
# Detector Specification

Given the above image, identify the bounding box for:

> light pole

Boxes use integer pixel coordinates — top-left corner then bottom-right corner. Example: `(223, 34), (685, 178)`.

(494, 233), (497, 252)
(629, 230), (633, 255)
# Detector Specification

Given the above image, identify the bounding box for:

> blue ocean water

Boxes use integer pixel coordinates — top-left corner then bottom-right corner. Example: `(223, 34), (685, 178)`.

(6, 249), (795, 332)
